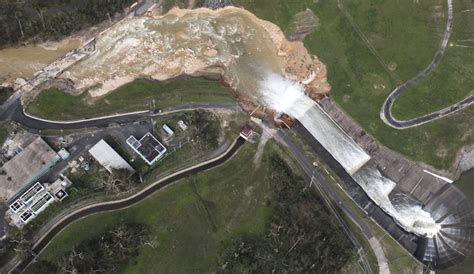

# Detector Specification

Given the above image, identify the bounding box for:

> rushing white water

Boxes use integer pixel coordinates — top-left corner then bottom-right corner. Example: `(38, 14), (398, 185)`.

(259, 73), (371, 174)
(353, 167), (441, 237)
(258, 73), (441, 237)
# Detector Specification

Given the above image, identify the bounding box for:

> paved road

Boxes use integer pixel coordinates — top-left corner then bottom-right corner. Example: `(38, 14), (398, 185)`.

(269, 125), (389, 273)
(134, 0), (160, 16)
(11, 137), (245, 273)
(275, 129), (373, 238)
(0, 98), (239, 131)
(380, 0), (474, 129)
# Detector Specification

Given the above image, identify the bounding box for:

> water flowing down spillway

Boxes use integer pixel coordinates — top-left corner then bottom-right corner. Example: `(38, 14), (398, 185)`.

(258, 73), (441, 237)
(259, 74), (371, 174)
(353, 167), (441, 237)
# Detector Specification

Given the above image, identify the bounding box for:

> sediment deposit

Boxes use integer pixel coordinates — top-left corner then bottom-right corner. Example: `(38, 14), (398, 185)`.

(60, 6), (330, 119)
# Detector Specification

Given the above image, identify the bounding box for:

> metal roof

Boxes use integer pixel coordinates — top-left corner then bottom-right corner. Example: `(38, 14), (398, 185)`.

(89, 140), (134, 173)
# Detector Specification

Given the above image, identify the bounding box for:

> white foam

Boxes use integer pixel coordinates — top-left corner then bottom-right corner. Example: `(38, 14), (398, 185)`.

(353, 167), (441, 237)
(258, 72), (441, 238)
(259, 73), (370, 174)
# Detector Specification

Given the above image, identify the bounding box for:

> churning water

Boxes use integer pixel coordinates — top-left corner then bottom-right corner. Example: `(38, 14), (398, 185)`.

(259, 73), (371, 174)
(353, 167), (441, 237)
(259, 73), (441, 237)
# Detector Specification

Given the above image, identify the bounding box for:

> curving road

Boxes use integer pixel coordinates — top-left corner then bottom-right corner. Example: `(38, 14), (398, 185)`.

(0, 98), (239, 131)
(380, 0), (474, 129)
(11, 137), (245, 273)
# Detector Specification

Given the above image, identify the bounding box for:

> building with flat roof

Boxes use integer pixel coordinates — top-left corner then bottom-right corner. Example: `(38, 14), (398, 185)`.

(89, 140), (134, 173)
(8, 182), (55, 226)
(127, 132), (167, 165)
(0, 137), (60, 201)
(8, 175), (73, 227)
(162, 124), (174, 136)
(177, 120), (188, 131)
(240, 126), (254, 140)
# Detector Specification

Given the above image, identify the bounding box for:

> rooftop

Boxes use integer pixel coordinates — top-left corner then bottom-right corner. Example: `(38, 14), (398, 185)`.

(127, 132), (167, 165)
(89, 140), (134, 173)
(240, 126), (253, 139)
(0, 137), (60, 201)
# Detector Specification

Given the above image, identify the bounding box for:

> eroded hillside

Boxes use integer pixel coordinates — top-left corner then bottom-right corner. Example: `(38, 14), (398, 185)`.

(61, 7), (330, 120)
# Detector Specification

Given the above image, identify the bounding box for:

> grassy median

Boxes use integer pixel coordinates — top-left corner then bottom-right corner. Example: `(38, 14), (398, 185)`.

(26, 78), (235, 121)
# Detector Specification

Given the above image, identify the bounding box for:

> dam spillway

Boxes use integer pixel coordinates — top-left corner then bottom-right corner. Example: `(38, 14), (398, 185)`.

(258, 73), (474, 269)
(259, 74), (370, 174)
(259, 74), (441, 237)
(50, 5), (473, 268)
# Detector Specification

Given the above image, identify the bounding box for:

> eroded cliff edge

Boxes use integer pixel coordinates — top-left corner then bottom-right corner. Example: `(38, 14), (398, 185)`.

(58, 6), (330, 124)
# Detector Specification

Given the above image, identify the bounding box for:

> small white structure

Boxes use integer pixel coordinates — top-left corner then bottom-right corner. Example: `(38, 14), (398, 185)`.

(162, 124), (174, 136)
(89, 140), (134, 173)
(58, 148), (70, 160)
(177, 120), (188, 131)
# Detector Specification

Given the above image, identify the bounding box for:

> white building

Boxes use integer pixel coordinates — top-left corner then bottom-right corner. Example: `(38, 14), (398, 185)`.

(89, 140), (134, 173)
(8, 182), (55, 225)
(126, 132), (167, 165)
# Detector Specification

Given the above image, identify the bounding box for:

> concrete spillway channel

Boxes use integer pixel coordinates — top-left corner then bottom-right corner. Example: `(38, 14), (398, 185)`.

(293, 101), (474, 270)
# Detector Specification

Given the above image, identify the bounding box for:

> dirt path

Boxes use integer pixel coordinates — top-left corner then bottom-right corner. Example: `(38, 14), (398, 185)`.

(253, 128), (274, 167)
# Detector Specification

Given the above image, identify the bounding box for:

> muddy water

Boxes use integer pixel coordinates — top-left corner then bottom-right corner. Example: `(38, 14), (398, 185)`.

(0, 39), (80, 83)
(63, 8), (286, 100)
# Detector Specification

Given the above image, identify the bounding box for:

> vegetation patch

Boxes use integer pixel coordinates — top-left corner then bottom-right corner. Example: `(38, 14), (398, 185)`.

(26, 142), (355, 273)
(26, 78), (235, 120)
(219, 154), (354, 272)
(0, 86), (13, 104)
(0, 123), (8, 146)
(28, 223), (149, 273)
(0, 0), (135, 48)
(237, 0), (472, 171)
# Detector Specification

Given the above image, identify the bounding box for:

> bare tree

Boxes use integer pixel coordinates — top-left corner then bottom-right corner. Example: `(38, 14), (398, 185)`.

(14, 12), (24, 38)
(11, 233), (31, 259)
(58, 247), (83, 274)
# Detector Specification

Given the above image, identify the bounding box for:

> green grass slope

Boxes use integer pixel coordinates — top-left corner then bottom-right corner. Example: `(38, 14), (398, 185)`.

(238, 0), (473, 171)
(28, 142), (356, 273)
(26, 78), (234, 120)
(391, 0), (474, 119)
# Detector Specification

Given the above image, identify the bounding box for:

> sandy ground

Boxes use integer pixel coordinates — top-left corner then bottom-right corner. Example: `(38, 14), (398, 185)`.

(62, 6), (330, 107)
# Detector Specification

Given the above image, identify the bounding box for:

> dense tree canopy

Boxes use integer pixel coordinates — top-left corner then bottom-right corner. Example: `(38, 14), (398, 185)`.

(0, 0), (135, 48)
(27, 223), (149, 273)
(219, 155), (355, 272)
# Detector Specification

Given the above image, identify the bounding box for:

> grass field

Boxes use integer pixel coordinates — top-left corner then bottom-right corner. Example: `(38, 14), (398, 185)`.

(236, 0), (473, 171)
(26, 78), (235, 120)
(34, 143), (271, 272)
(28, 141), (355, 273)
(391, 0), (474, 119)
